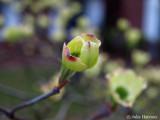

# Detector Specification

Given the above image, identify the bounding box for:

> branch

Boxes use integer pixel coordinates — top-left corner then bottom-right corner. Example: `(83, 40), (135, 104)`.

(0, 106), (25, 120)
(89, 103), (116, 120)
(0, 79), (70, 120)
(0, 106), (9, 116)
(11, 87), (59, 113)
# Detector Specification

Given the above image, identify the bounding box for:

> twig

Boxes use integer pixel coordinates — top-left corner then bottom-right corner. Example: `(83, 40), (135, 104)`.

(0, 79), (70, 120)
(0, 106), (25, 120)
(0, 106), (10, 116)
(11, 87), (59, 113)
(88, 103), (115, 120)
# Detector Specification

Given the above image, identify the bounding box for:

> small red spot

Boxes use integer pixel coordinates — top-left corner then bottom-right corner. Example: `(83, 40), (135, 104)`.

(69, 55), (77, 61)
(67, 50), (77, 61)
(85, 33), (96, 39)
(88, 41), (91, 48)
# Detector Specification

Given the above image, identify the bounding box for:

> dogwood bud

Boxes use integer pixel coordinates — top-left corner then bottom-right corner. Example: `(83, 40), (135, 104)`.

(62, 33), (101, 72)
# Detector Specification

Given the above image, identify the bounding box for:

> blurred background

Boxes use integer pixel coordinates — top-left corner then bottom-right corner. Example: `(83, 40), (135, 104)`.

(0, 0), (160, 120)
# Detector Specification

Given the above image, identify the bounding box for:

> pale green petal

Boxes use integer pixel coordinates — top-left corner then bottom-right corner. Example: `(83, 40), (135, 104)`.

(62, 44), (88, 72)
(67, 36), (85, 57)
(80, 41), (99, 68)
(107, 68), (147, 107)
(81, 33), (101, 47)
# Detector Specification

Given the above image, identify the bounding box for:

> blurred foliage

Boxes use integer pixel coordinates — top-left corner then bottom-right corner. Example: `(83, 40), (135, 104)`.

(117, 18), (130, 32)
(132, 49), (151, 67)
(41, 72), (65, 101)
(0, 15), (4, 28)
(125, 28), (142, 48)
(84, 53), (107, 78)
(37, 14), (50, 29)
(137, 66), (160, 84)
(3, 25), (34, 42)
(50, 30), (66, 43)
(71, 16), (100, 38)
(0, 0), (13, 4)
(77, 16), (90, 29)
(0, 0), (85, 44)
(103, 59), (125, 73)
(146, 86), (159, 99)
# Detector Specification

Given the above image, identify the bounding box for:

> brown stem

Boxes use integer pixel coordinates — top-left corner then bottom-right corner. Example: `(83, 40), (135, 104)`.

(89, 103), (116, 120)
(0, 80), (70, 120)
(0, 106), (25, 120)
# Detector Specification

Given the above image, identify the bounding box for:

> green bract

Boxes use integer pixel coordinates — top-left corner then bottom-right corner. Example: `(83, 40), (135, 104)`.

(3, 26), (33, 42)
(125, 28), (141, 48)
(117, 18), (130, 31)
(106, 68), (147, 107)
(62, 33), (101, 72)
(132, 50), (151, 67)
